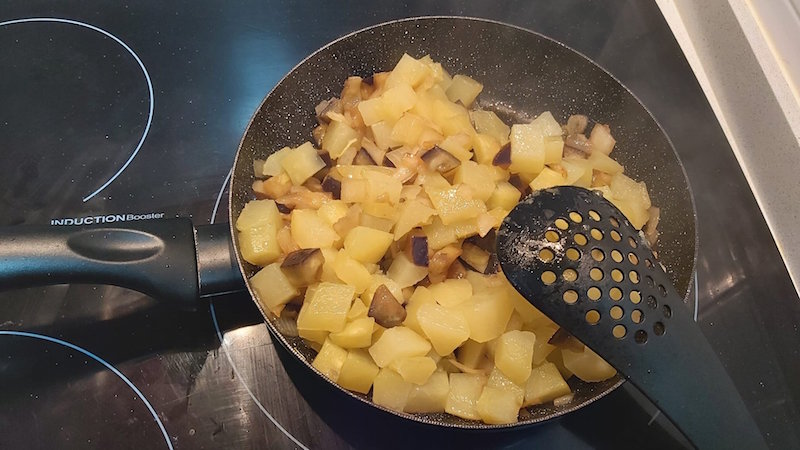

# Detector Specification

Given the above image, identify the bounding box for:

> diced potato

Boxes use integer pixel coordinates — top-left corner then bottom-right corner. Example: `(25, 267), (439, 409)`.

(509, 123), (545, 174)
(347, 298), (368, 320)
(261, 146), (292, 177)
(470, 110), (511, 145)
(364, 169), (403, 204)
(370, 121), (399, 150)
(312, 339), (348, 382)
(529, 166), (567, 191)
(382, 84), (418, 121)
(391, 113), (431, 147)
(297, 282), (355, 332)
(476, 386), (522, 424)
(340, 178), (370, 204)
(281, 142), (326, 185)
(291, 209), (340, 249)
(560, 158), (592, 188)
(389, 356), (437, 385)
(329, 316), (375, 349)
(487, 366), (525, 405)
(385, 53), (431, 89)
(506, 284), (551, 327)
(437, 133), (474, 162)
(588, 150), (623, 175)
(403, 286), (436, 335)
(494, 330), (536, 384)
(487, 181), (522, 211)
(236, 198), (281, 231)
(427, 185), (487, 225)
(523, 362), (571, 406)
(358, 97), (387, 127)
(369, 326), (432, 368)
(434, 101), (475, 137)
(543, 136), (564, 165)
(299, 328), (329, 348)
(453, 161), (495, 202)
(317, 200), (350, 226)
(446, 74), (483, 107)
(319, 247), (341, 283)
(250, 262), (298, 316)
(322, 120), (360, 159)
(372, 368), (414, 412)
(386, 253), (428, 288)
(342, 226), (393, 264)
(337, 349), (380, 394)
(589, 123), (616, 155)
(458, 289), (515, 343)
(417, 302), (470, 356)
(532, 325), (559, 365)
(472, 133), (502, 165)
(609, 173), (652, 229)
(405, 370), (450, 413)
(445, 373), (487, 420)
(562, 346), (617, 382)
(333, 250), (372, 293)
(238, 225), (281, 266)
(394, 199), (436, 240)
(427, 278), (473, 308)
(422, 217), (459, 250)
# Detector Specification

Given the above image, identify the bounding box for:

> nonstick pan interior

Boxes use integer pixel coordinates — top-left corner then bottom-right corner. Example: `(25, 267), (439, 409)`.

(229, 16), (697, 428)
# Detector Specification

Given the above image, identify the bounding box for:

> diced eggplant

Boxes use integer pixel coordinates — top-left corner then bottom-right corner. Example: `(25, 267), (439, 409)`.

(484, 253), (501, 274)
(564, 133), (592, 158)
(353, 148), (377, 166)
(492, 142), (511, 168)
(410, 234), (429, 267)
(548, 328), (584, 351)
(421, 146), (461, 173)
(314, 150), (333, 180)
(303, 176), (324, 193)
(460, 242), (490, 273)
(427, 245), (463, 283)
(314, 97), (341, 124)
(447, 259), (468, 279)
(321, 174), (342, 200)
(508, 174), (531, 197)
(382, 156), (396, 168)
(276, 203), (292, 214)
(280, 248), (324, 287)
(565, 114), (589, 135)
(465, 230), (496, 253)
(362, 75), (374, 86)
(368, 285), (407, 328)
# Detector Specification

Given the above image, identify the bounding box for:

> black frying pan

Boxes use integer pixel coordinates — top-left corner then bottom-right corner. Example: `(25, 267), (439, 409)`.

(0, 17), (696, 431)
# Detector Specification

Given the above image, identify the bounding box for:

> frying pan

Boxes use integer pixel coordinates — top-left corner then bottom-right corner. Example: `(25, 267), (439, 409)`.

(0, 17), (697, 430)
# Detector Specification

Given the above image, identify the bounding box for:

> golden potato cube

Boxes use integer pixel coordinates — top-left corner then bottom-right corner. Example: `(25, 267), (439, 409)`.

(299, 328), (328, 347)
(437, 133), (473, 162)
(422, 217), (458, 250)
(529, 167), (566, 191)
(329, 316), (375, 349)
(523, 362), (572, 406)
(337, 349), (380, 394)
(357, 97), (387, 126)
(487, 181), (522, 211)
(495, 330), (536, 385)
(372, 368), (413, 412)
(476, 386), (522, 424)
(453, 160), (496, 202)
(342, 226), (393, 264)
(427, 186), (486, 225)
(531, 111), (563, 136)
(487, 366), (525, 405)
(589, 123), (616, 155)
(322, 120), (360, 159)
(588, 150), (623, 175)
(457, 289), (515, 343)
(319, 247), (341, 283)
(297, 282), (355, 333)
(370, 121), (399, 150)
(394, 199), (436, 240)
(333, 250), (372, 294)
(238, 226), (281, 266)
(427, 278), (473, 308)
(543, 136), (564, 165)
(385, 53), (430, 89)
(236, 199), (281, 231)
(381, 84), (418, 120)
(368, 326), (432, 368)
(291, 209), (340, 249)
(610, 173), (651, 224)
(347, 298), (368, 320)
(386, 252), (428, 288)
(260, 146), (291, 177)
(250, 262), (298, 316)
(560, 159), (592, 188)
(445, 373), (487, 421)
(280, 141), (326, 185)
(445, 74), (483, 107)
(470, 110), (510, 145)
(472, 133), (502, 166)
(417, 302), (470, 356)
(389, 356), (437, 385)
(532, 325), (559, 365)
(403, 286), (436, 335)
(509, 123), (545, 174)
(312, 339), (348, 382)
(561, 346), (617, 382)
(457, 339), (486, 369)
(317, 200), (350, 226)
(405, 370), (450, 413)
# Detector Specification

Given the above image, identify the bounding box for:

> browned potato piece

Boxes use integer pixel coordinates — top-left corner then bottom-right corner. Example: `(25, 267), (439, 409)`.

(281, 248), (324, 287)
(253, 173), (292, 200)
(369, 285), (407, 328)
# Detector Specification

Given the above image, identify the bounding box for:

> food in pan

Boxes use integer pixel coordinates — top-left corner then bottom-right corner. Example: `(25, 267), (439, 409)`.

(237, 54), (658, 424)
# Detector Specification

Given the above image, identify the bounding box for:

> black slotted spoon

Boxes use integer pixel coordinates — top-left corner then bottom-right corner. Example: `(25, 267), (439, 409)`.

(496, 186), (766, 450)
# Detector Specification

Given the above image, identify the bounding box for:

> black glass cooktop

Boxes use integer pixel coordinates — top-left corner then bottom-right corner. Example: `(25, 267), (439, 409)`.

(1, 1), (798, 449)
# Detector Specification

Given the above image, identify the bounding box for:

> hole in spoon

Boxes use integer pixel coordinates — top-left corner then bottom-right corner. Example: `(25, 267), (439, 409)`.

(541, 271), (557, 285)
(563, 290), (578, 304)
(635, 329), (648, 344)
(585, 310), (600, 324)
(612, 324), (627, 338)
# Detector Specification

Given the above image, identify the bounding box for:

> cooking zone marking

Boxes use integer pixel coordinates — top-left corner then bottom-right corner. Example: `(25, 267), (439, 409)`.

(209, 171), (310, 450)
(0, 17), (154, 203)
(0, 330), (174, 450)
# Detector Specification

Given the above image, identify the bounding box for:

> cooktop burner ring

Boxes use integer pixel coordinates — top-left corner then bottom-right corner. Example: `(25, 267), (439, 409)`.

(0, 17), (154, 203)
(0, 330), (173, 450)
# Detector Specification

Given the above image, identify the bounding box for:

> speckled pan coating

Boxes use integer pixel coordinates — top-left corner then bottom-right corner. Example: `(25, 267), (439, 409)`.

(229, 17), (697, 429)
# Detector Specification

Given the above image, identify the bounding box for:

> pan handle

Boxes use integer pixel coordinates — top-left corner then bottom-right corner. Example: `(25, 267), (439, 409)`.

(0, 218), (244, 309)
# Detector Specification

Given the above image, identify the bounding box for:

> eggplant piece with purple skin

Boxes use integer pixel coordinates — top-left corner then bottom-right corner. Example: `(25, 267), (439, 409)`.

(321, 174), (342, 200)
(421, 146), (461, 173)
(492, 142), (511, 169)
(368, 284), (407, 328)
(409, 234), (429, 266)
(459, 242), (490, 273)
(353, 148), (377, 166)
(280, 248), (325, 287)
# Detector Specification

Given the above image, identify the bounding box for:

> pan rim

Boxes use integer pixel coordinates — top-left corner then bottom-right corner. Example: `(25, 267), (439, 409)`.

(228, 15), (698, 430)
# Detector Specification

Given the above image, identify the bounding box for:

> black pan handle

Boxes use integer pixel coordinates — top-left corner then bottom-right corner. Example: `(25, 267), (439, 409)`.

(0, 218), (245, 309)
